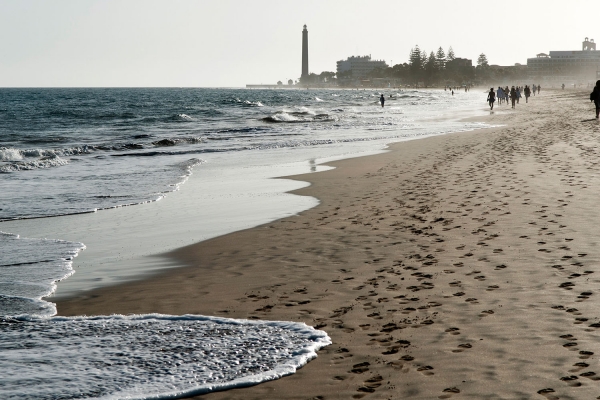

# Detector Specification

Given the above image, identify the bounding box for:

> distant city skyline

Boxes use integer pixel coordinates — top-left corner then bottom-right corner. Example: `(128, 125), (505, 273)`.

(1, 0), (598, 87)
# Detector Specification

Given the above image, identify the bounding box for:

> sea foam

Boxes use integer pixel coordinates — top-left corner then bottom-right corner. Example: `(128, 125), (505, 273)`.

(0, 314), (330, 400)
(0, 231), (331, 399)
(0, 231), (85, 317)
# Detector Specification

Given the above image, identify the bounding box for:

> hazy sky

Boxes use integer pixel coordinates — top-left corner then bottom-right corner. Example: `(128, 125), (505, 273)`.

(1, 0), (598, 87)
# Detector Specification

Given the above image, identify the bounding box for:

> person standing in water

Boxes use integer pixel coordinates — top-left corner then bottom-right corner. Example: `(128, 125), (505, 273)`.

(487, 88), (496, 110)
(380, 94), (385, 108)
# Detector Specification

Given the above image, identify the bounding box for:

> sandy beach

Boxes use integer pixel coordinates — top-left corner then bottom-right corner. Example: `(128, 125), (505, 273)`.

(56, 90), (600, 399)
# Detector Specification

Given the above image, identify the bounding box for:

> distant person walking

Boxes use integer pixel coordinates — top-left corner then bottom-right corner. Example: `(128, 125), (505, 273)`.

(516, 87), (522, 104)
(487, 88), (496, 110)
(380, 94), (385, 108)
(510, 86), (517, 108)
(524, 85), (531, 103)
(504, 86), (509, 104)
(538, 85), (541, 94)
(562, 83), (565, 90)
(532, 84), (537, 96)
(590, 80), (600, 119)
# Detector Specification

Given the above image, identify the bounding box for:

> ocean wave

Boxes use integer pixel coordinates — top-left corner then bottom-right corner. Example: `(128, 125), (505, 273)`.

(165, 113), (193, 122)
(0, 154), (70, 173)
(0, 148), (22, 161)
(0, 231), (84, 317)
(262, 110), (335, 124)
(0, 315), (330, 399)
(295, 106), (317, 115)
(1, 146), (91, 160)
(262, 112), (303, 123)
(152, 137), (204, 147)
(243, 100), (264, 107)
(213, 127), (270, 135)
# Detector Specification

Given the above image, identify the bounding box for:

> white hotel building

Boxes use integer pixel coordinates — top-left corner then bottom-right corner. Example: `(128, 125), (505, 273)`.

(336, 55), (388, 79)
(527, 38), (600, 85)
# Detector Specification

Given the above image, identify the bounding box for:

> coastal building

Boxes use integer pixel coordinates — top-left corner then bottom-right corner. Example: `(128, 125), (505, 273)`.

(527, 38), (600, 84)
(480, 63), (529, 85)
(301, 25), (309, 81)
(446, 57), (472, 68)
(336, 55), (388, 79)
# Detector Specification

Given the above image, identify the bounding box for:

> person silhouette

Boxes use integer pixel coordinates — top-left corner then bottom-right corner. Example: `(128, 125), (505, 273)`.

(590, 80), (600, 119)
(510, 86), (517, 109)
(524, 85), (531, 103)
(487, 88), (496, 110)
(380, 94), (385, 108)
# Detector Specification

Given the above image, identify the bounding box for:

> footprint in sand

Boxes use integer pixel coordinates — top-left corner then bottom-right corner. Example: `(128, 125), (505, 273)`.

(380, 323), (402, 333)
(452, 343), (472, 353)
(416, 365), (434, 375)
(562, 342), (578, 349)
(537, 388), (559, 400)
(560, 375), (582, 387)
(579, 350), (594, 359)
(350, 362), (370, 374)
(578, 291), (593, 300)
(559, 282), (575, 290)
(356, 374), (383, 394)
(445, 327), (461, 335)
(580, 371), (600, 380)
(439, 387), (461, 399)
(254, 305), (273, 312)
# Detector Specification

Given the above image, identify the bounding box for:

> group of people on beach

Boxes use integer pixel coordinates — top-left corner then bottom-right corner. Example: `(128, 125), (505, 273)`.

(487, 84), (541, 110)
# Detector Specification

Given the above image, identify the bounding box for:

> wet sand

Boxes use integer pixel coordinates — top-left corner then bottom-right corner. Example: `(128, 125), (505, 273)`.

(57, 90), (600, 399)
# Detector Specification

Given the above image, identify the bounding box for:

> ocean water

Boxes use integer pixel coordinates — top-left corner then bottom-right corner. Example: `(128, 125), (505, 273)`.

(0, 87), (489, 398)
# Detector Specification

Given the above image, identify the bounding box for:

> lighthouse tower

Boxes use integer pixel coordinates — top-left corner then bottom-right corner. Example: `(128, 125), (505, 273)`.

(301, 25), (309, 80)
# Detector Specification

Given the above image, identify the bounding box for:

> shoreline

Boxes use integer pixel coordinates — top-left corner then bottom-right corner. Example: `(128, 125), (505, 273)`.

(56, 90), (600, 398)
(0, 89), (489, 301)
